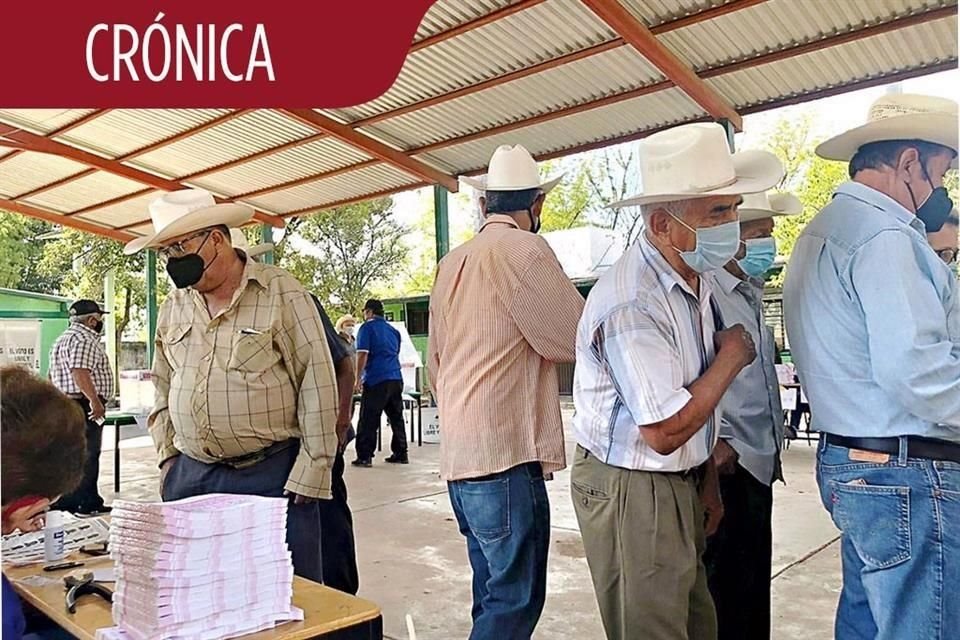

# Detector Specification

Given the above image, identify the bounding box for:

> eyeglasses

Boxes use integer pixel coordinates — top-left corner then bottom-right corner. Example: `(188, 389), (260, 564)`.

(158, 230), (212, 260)
(935, 248), (958, 265)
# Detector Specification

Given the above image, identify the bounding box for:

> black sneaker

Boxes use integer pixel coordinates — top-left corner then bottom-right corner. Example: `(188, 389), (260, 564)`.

(351, 458), (373, 468)
(385, 454), (409, 464)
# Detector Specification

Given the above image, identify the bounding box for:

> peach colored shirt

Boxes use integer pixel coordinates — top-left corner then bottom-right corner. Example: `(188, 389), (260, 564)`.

(428, 215), (584, 481)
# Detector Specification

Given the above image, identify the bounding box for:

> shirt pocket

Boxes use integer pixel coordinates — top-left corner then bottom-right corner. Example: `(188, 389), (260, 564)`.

(228, 330), (279, 374)
(161, 324), (193, 370)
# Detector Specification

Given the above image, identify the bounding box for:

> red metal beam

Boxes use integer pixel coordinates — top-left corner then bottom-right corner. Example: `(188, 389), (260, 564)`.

(410, 0), (547, 53)
(47, 110), (112, 137)
(0, 149), (25, 165)
(0, 128), (285, 228)
(0, 198), (136, 243)
(358, 0), (770, 128)
(580, 0), (743, 129)
(281, 109), (460, 192)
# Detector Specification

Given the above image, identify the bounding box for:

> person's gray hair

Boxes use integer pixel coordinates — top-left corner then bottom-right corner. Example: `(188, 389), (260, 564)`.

(639, 199), (693, 223)
(70, 313), (99, 324)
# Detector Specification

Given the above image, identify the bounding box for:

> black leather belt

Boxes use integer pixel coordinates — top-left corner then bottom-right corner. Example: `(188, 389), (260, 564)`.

(824, 434), (960, 465)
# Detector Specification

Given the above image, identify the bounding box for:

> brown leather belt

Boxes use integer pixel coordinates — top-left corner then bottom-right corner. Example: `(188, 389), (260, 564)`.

(217, 439), (296, 470)
(824, 434), (960, 465)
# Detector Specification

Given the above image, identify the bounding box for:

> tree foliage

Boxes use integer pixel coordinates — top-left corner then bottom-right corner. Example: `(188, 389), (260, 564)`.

(538, 158), (594, 233)
(280, 198), (409, 317)
(0, 213), (62, 292)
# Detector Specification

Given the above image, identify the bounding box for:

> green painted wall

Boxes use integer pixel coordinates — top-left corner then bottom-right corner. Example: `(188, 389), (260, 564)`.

(0, 289), (72, 376)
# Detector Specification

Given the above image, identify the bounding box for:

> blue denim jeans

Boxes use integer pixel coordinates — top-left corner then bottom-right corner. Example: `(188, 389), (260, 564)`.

(816, 438), (960, 640)
(448, 462), (550, 640)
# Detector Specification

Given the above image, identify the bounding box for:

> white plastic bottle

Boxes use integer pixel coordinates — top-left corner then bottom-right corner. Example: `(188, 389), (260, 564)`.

(43, 510), (66, 562)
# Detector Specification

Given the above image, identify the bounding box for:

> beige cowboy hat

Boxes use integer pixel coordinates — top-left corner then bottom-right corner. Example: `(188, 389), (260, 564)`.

(816, 94), (959, 167)
(612, 122), (784, 208)
(739, 191), (803, 223)
(123, 189), (254, 255)
(460, 145), (564, 192)
(229, 228), (274, 258)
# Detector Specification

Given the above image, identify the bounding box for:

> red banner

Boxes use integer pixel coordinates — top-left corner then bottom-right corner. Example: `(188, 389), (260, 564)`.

(4, 1), (438, 108)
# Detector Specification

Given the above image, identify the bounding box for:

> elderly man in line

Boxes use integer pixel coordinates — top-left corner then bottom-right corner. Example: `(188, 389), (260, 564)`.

(428, 145), (585, 639)
(784, 94), (959, 639)
(48, 299), (115, 516)
(702, 190), (801, 640)
(126, 189), (340, 583)
(571, 122), (784, 640)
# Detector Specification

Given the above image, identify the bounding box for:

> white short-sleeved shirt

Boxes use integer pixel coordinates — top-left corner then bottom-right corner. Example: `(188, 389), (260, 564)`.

(572, 233), (720, 472)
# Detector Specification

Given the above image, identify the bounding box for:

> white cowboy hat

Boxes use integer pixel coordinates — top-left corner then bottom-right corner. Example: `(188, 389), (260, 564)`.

(612, 122), (784, 208)
(229, 228), (274, 258)
(738, 191), (803, 223)
(816, 94), (959, 167)
(123, 189), (254, 255)
(460, 145), (564, 192)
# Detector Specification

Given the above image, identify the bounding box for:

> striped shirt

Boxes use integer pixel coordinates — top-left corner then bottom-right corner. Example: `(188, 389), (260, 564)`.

(572, 232), (719, 472)
(49, 322), (114, 399)
(150, 257), (340, 499)
(427, 215), (584, 481)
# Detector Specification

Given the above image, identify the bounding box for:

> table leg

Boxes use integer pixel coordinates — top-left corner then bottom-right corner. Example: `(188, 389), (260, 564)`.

(418, 403), (422, 447)
(409, 402), (414, 443)
(114, 423), (120, 494)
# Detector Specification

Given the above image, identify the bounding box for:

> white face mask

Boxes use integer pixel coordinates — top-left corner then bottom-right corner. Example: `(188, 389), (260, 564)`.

(344, 326), (355, 337)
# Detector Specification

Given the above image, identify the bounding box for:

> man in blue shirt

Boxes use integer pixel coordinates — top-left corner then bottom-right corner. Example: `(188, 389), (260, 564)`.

(353, 299), (407, 467)
(784, 94), (959, 640)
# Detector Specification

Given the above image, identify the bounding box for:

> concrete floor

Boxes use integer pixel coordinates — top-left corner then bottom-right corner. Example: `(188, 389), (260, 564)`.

(100, 413), (842, 640)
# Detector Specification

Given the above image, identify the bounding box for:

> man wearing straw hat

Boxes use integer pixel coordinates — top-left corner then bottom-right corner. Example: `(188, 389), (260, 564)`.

(428, 145), (585, 639)
(230, 229), (359, 594)
(784, 94), (959, 639)
(702, 190), (801, 640)
(571, 122), (784, 640)
(125, 189), (340, 583)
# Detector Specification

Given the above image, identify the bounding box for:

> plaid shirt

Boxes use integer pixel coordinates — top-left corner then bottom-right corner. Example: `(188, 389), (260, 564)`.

(49, 322), (114, 399)
(150, 257), (339, 499)
(572, 233), (720, 472)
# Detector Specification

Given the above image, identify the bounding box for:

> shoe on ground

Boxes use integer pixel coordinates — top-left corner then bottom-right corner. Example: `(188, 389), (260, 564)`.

(385, 454), (409, 464)
(351, 458), (373, 468)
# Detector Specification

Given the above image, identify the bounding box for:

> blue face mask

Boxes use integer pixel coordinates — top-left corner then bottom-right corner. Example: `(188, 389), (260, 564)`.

(670, 214), (741, 273)
(737, 237), (777, 279)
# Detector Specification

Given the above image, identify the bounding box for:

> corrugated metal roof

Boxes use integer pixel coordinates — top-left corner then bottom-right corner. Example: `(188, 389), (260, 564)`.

(0, 109), (96, 135)
(23, 172), (147, 213)
(0, 151), (88, 197)
(245, 164), (422, 214)
(129, 110), (316, 181)
(58, 110), (231, 159)
(0, 0), (955, 241)
(186, 137), (372, 197)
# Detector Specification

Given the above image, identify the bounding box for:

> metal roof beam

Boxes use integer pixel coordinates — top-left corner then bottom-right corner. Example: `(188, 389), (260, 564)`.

(0, 127), (285, 228)
(0, 198), (136, 242)
(281, 109), (459, 192)
(410, 0), (547, 53)
(580, 0), (743, 130)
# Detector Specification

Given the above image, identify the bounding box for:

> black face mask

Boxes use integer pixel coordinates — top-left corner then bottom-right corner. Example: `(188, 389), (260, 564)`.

(165, 233), (217, 289)
(92, 320), (104, 335)
(906, 161), (954, 233)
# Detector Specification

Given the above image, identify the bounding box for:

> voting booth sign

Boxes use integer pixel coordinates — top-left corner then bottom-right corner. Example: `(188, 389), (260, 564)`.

(0, 320), (42, 372)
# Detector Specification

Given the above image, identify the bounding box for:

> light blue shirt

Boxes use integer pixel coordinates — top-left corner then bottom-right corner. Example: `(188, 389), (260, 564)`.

(783, 182), (960, 442)
(708, 268), (783, 485)
(572, 233), (719, 472)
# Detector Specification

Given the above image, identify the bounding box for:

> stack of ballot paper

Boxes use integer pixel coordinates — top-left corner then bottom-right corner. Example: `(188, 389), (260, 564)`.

(98, 494), (303, 640)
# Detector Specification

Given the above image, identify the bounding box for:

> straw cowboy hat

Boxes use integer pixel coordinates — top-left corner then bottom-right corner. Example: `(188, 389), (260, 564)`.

(460, 145), (564, 192)
(738, 191), (803, 223)
(123, 189), (254, 255)
(229, 228), (274, 258)
(817, 94), (959, 167)
(612, 122), (784, 208)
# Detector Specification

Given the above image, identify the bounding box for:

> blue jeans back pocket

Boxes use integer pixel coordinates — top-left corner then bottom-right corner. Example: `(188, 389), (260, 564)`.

(460, 477), (511, 544)
(829, 480), (912, 569)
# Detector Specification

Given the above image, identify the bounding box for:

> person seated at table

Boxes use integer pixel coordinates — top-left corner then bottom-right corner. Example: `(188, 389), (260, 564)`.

(2, 365), (88, 640)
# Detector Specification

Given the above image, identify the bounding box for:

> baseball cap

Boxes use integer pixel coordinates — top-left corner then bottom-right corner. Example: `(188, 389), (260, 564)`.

(69, 300), (109, 317)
